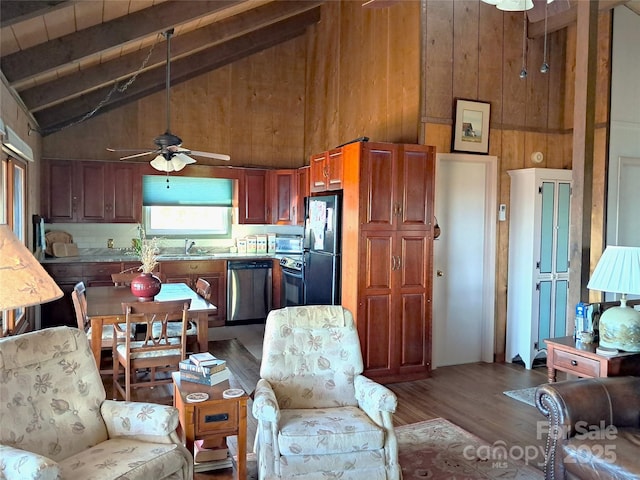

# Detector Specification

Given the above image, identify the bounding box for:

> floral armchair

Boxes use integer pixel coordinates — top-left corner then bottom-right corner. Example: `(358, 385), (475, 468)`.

(252, 306), (400, 480)
(0, 326), (192, 480)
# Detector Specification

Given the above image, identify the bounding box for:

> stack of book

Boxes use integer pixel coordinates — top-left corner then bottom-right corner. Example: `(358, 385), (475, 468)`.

(179, 352), (229, 386)
(193, 437), (233, 473)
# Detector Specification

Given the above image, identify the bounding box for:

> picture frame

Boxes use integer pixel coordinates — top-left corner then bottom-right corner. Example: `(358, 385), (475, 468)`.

(453, 99), (491, 154)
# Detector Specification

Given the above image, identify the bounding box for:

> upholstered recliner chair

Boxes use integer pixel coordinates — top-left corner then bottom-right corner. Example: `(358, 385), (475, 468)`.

(0, 326), (193, 480)
(252, 306), (400, 480)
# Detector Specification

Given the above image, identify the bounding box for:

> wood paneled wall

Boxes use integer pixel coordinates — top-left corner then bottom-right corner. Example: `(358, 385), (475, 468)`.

(42, 36), (308, 168)
(304, 0), (421, 156)
(418, 2), (611, 359)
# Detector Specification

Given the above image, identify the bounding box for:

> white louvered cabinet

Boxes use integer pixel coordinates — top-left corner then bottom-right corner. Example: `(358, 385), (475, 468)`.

(506, 168), (572, 369)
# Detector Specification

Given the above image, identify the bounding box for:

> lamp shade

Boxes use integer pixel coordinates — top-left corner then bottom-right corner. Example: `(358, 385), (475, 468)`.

(481, 0), (554, 11)
(496, 0), (534, 11)
(587, 246), (640, 295)
(0, 224), (63, 310)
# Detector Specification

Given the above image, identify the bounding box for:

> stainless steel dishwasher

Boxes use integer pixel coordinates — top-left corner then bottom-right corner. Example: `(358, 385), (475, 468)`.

(226, 260), (273, 323)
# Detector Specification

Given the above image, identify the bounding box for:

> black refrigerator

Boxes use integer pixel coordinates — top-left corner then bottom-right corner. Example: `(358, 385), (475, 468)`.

(303, 194), (341, 305)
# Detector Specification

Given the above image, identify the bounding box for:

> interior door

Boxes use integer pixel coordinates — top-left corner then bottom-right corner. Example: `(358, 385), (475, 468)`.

(432, 153), (497, 368)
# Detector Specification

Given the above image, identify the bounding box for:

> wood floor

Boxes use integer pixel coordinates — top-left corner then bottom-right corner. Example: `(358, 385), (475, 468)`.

(104, 344), (562, 479)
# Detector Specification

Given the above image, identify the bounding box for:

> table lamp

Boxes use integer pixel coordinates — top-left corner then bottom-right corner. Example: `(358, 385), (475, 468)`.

(587, 245), (640, 352)
(0, 225), (63, 325)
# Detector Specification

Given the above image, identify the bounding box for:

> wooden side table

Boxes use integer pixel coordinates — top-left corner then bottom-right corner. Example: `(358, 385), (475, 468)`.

(172, 371), (248, 477)
(544, 336), (640, 383)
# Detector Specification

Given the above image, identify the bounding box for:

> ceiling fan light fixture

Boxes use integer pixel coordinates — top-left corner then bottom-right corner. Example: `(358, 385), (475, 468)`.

(173, 153), (196, 168)
(150, 154), (190, 172)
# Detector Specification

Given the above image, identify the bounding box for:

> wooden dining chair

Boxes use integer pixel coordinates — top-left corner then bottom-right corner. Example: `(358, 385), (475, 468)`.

(195, 277), (212, 300)
(71, 281), (133, 373)
(151, 279), (209, 352)
(113, 298), (192, 401)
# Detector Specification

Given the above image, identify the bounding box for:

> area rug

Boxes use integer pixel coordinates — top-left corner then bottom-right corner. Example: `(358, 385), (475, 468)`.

(396, 418), (543, 479)
(503, 387), (537, 407)
(231, 418), (543, 479)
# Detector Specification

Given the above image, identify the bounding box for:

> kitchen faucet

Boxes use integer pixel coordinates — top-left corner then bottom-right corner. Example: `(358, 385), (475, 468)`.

(185, 239), (196, 255)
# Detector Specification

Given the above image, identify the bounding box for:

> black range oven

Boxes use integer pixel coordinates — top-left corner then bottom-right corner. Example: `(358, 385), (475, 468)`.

(279, 256), (304, 307)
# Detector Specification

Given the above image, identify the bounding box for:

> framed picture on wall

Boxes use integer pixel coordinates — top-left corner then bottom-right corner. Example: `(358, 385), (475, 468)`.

(453, 99), (491, 154)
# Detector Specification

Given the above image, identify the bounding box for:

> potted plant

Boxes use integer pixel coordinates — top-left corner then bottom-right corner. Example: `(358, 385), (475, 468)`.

(130, 228), (162, 301)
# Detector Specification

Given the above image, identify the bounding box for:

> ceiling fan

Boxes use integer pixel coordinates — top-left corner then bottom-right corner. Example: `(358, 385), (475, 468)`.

(107, 29), (230, 172)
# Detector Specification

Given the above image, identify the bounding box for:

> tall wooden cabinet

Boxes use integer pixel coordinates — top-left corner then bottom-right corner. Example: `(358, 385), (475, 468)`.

(506, 168), (572, 370)
(334, 141), (436, 383)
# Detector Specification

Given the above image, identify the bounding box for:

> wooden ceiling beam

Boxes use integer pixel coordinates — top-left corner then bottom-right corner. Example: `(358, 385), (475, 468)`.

(528, 0), (629, 38)
(20, 1), (323, 112)
(0, 1), (70, 28)
(34, 7), (321, 134)
(1, 0), (245, 84)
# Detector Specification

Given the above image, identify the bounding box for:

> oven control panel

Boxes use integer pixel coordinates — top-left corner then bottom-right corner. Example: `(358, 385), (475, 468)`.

(280, 256), (303, 271)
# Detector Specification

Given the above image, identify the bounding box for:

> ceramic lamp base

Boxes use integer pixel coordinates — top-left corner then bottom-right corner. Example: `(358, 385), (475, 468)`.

(130, 273), (162, 302)
(598, 305), (640, 352)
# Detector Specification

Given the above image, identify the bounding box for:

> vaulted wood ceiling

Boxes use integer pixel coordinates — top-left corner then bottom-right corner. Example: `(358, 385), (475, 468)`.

(2, 0), (638, 137)
(0, 0), (323, 135)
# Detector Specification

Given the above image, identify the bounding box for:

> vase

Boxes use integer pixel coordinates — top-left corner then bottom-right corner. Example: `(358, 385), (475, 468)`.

(130, 273), (162, 302)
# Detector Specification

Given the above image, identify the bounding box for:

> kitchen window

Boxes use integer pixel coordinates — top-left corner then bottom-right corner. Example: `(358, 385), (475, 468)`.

(142, 175), (233, 238)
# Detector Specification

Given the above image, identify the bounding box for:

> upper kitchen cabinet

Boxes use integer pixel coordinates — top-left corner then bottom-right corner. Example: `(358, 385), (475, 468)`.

(238, 168), (269, 224)
(44, 159), (141, 223)
(268, 169), (297, 225)
(310, 148), (343, 193)
(238, 168), (302, 225)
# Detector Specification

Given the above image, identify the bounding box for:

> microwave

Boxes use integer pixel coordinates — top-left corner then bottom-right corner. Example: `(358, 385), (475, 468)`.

(275, 235), (303, 254)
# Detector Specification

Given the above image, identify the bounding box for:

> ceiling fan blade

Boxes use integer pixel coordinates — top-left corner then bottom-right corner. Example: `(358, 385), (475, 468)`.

(107, 147), (152, 153)
(189, 150), (231, 161)
(119, 151), (155, 160)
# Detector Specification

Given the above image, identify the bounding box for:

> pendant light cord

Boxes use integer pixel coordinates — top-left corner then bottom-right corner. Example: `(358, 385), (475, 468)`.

(33, 33), (163, 136)
(520, 10), (528, 79)
(540, 1), (550, 73)
(163, 29), (174, 134)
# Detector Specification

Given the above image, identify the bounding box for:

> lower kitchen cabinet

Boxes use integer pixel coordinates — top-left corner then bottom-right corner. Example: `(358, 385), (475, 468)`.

(83, 262), (125, 287)
(41, 262), (123, 328)
(42, 264), (83, 328)
(160, 260), (227, 326)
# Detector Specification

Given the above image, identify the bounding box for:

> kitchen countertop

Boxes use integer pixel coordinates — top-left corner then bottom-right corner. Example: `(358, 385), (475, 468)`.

(40, 250), (277, 264)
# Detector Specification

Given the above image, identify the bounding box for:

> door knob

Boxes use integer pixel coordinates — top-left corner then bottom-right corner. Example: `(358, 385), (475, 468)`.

(436, 270), (444, 277)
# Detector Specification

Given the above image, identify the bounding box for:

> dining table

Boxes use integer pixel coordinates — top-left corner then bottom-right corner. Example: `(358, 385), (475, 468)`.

(85, 282), (217, 368)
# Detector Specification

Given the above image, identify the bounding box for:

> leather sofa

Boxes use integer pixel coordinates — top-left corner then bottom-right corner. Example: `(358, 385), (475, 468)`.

(535, 377), (640, 480)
